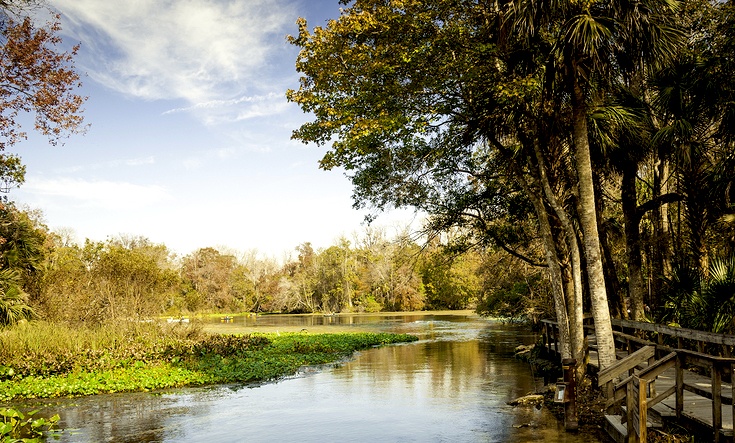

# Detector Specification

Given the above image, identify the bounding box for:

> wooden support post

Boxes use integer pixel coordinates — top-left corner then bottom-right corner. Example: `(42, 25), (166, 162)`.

(732, 363), (735, 438)
(627, 376), (647, 443)
(648, 354), (656, 398)
(712, 361), (722, 443)
(676, 353), (684, 419)
(563, 358), (579, 431)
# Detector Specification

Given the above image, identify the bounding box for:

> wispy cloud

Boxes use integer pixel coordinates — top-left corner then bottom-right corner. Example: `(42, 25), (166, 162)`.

(49, 0), (296, 111)
(54, 156), (156, 174)
(163, 92), (291, 125)
(24, 177), (172, 210)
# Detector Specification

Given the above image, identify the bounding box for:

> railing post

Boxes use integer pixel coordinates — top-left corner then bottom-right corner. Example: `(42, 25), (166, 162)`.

(562, 358), (579, 431)
(712, 361), (722, 443)
(648, 354), (656, 399)
(732, 363), (735, 439)
(542, 322), (549, 353)
(676, 353), (684, 419)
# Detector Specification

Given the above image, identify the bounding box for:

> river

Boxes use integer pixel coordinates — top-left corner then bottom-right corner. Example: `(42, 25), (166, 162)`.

(12, 312), (602, 442)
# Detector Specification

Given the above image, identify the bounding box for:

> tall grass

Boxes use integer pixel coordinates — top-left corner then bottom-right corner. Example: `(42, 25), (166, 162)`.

(0, 320), (205, 378)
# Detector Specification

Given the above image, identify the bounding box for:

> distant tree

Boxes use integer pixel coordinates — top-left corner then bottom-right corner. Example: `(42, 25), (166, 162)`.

(235, 250), (281, 313)
(285, 242), (319, 313)
(39, 237), (179, 322)
(180, 248), (237, 311)
(421, 243), (481, 310)
(38, 238), (88, 321)
(314, 238), (357, 313)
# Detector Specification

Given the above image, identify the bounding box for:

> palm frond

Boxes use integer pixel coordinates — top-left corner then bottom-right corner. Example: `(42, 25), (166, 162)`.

(0, 268), (35, 327)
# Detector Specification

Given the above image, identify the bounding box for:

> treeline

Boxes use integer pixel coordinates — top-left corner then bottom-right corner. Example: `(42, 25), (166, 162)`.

(0, 202), (551, 325)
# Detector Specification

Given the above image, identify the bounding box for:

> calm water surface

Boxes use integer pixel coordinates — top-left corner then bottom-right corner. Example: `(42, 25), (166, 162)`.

(13, 313), (602, 442)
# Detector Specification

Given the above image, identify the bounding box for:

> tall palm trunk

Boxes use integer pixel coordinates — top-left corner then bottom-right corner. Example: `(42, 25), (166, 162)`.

(622, 162), (646, 321)
(650, 157), (671, 308)
(572, 77), (616, 370)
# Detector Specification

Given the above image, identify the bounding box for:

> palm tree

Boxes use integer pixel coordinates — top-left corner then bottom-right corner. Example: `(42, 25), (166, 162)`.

(0, 268), (35, 326)
(660, 258), (735, 334)
(506, 0), (682, 369)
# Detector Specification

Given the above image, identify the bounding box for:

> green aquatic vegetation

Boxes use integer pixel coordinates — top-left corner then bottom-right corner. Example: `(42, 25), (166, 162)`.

(0, 328), (417, 402)
(0, 407), (59, 442)
(171, 332), (418, 385)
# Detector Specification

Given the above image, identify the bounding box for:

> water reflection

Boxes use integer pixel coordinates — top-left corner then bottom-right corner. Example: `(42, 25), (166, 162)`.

(8, 313), (600, 442)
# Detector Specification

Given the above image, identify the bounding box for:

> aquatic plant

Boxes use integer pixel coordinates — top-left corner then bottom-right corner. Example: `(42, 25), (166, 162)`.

(0, 407), (59, 442)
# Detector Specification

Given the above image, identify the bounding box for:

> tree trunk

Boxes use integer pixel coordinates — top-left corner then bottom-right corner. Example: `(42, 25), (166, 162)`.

(622, 162), (646, 321)
(650, 156), (671, 308)
(599, 220), (625, 319)
(535, 201), (572, 359)
(532, 140), (585, 364)
(571, 78), (616, 370)
(512, 160), (572, 359)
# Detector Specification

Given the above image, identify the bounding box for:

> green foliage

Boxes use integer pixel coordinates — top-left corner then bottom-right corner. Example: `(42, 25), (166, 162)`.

(0, 318), (418, 402)
(421, 245), (481, 310)
(0, 154), (25, 194)
(475, 252), (552, 323)
(658, 257), (735, 333)
(162, 333), (271, 359)
(0, 203), (45, 326)
(0, 269), (34, 326)
(0, 407), (59, 443)
(40, 237), (181, 323)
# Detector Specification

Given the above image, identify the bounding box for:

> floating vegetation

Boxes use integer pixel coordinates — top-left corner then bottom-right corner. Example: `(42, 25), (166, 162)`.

(0, 320), (417, 401)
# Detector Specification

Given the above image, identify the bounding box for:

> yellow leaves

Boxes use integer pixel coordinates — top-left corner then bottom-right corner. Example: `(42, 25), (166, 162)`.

(494, 75), (541, 102)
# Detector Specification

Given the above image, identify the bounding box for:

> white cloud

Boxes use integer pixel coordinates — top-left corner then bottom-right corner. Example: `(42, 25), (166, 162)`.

(50, 0), (296, 105)
(163, 92), (291, 125)
(182, 158), (203, 170)
(54, 156), (156, 174)
(124, 156), (156, 167)
(216, 148), (237, 159)
(23, 177), (172, 210)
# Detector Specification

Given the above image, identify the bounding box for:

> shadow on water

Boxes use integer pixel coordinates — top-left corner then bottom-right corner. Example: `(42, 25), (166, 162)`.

(8, 312), (601, 442)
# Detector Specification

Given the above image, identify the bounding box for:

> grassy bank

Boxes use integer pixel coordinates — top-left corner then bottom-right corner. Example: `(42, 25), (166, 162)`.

(0, 320), (418, 402)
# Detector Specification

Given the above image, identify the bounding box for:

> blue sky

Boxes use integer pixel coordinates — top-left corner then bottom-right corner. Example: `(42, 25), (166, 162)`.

(11, 0), (419, 259)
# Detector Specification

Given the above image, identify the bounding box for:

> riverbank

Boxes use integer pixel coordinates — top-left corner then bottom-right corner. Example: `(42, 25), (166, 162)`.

(0, 320), (418, 402)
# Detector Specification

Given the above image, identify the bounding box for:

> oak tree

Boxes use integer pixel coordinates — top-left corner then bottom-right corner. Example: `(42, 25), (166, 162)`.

(0, 9), (86, 190)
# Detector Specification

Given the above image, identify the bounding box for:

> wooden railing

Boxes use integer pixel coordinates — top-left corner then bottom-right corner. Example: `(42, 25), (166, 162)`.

(612, 319), (735, 357)
(541, 318), (735, 442)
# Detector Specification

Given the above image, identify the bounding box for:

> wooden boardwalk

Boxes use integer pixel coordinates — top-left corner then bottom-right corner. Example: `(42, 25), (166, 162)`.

(654, 368), (733, 435)
(543, 320), (735, 442)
